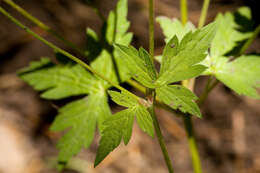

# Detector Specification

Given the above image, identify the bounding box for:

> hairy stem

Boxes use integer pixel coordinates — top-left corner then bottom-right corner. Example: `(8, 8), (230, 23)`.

(0, 6), (141, 101)
(180, 0), (188, 25)
(198, 0), (210, 29)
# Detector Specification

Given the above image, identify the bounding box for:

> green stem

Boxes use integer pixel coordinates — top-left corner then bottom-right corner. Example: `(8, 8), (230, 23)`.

(2, 0), (148, 96)
(239, 24), (260, 55)
(0, 6), (140, 101)
(180, 0), (203, 172)
(180, 0), (188, 25)
(183, 115), (202, 173)
(2, 0), (85, 56)
(148, 1), (174, 172)
(198, 0), (210, 29)
(148, 94), (174, 173)
(197, 78), (219, 106)
(149, 0), (154, 60)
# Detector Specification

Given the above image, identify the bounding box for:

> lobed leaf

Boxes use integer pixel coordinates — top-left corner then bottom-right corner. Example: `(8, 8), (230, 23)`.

(108, 90), (139, 108)
(50, 92), (111, 168)
(106, 0), (133, 45)
(19, 58), (97, 99)
(115, 44), (157, 88)
(108, 90), (154, 136)
(215, 55), (260, 99)
(156, 17), (195, 42)
(87, 0), (133, 83)
(156, 22), (217, 86)
(94, 109), (134, 166)
(94, 90), (154, 166)
(211, 7), (254, 57)
(156, 85), (201, 117)
(18, 57), (52, 74)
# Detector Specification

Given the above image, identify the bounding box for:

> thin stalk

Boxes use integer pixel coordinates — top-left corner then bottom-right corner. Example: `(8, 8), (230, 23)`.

(2, 0), (85, 56)
(180, 0), (203, 172)
(149, 0), (154, 60)
(0, 6), (140, 101)
(148, 94), (174, 173)
(182, 110), (202, 173)
(239, 24), (260, 55)
(2, 0), (148, 97)
(148, 0), (174, 172)
(183, 115), (202, 173)
(198, 0), (210, 29)
(180, 0), (188, 25)
(197, 78), (219, 106)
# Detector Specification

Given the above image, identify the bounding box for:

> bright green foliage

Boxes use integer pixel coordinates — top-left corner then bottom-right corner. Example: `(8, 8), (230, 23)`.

(17, 0), (260, 170)
(156, 22), (217, 86)
(18, 57), (51, 73)
(211, 7), (254, 57)
(18, 0), (134, 168)
(214, 55), (260, 99)
(108, 91), (154, 137)
(19, 57), (112, 168)
(19, 58), (96, 100)
(94, 109), (134, 166)
(106, 0), (133, 45)
(51, 93), (111, 169)
(156, 17), (195, 42)
(204, 7), (260, 99)
(108, 90), (139, 107)
(94, 90), (154, 166)
(115, 44), (157, 88)
(85, 0), (133, 83)
(156, 85), (201, 117)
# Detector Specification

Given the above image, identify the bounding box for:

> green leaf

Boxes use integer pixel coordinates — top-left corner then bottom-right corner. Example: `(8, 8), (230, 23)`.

(19, 58), (97, 100)
(156, 22), (217, 86)
(94, 90), (154, 166)
(108, 90), (154, 136)
(94, 109), (134, 167)
(156, 17), (195, 42)
(106, 0), (133, 45)
(94, 101), (154, 166)
(108, 90), (139, 107)
(18, 57), (52, 74)
(87, 0), (133, 84)
(156, 85), (201, 117)
(134, 105), (154, 137)
(211, 7), (254, 57)
(115, 44), (157, 88)
(51, 92), (111, 168)
(215, 55), (260, 99)
(90, 50), (119, 87)
(85, 27), (102, 62)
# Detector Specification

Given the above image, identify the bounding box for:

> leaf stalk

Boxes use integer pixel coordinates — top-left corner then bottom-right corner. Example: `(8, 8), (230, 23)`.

(0, 6), (140, 101)
(148, 1), (175, 172)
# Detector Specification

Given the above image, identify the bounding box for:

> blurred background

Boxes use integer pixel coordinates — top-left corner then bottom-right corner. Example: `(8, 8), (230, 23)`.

(0, 0), (260, 173)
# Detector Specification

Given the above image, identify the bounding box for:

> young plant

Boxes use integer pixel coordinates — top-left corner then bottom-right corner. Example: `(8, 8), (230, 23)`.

(0, 0), (260, 172)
